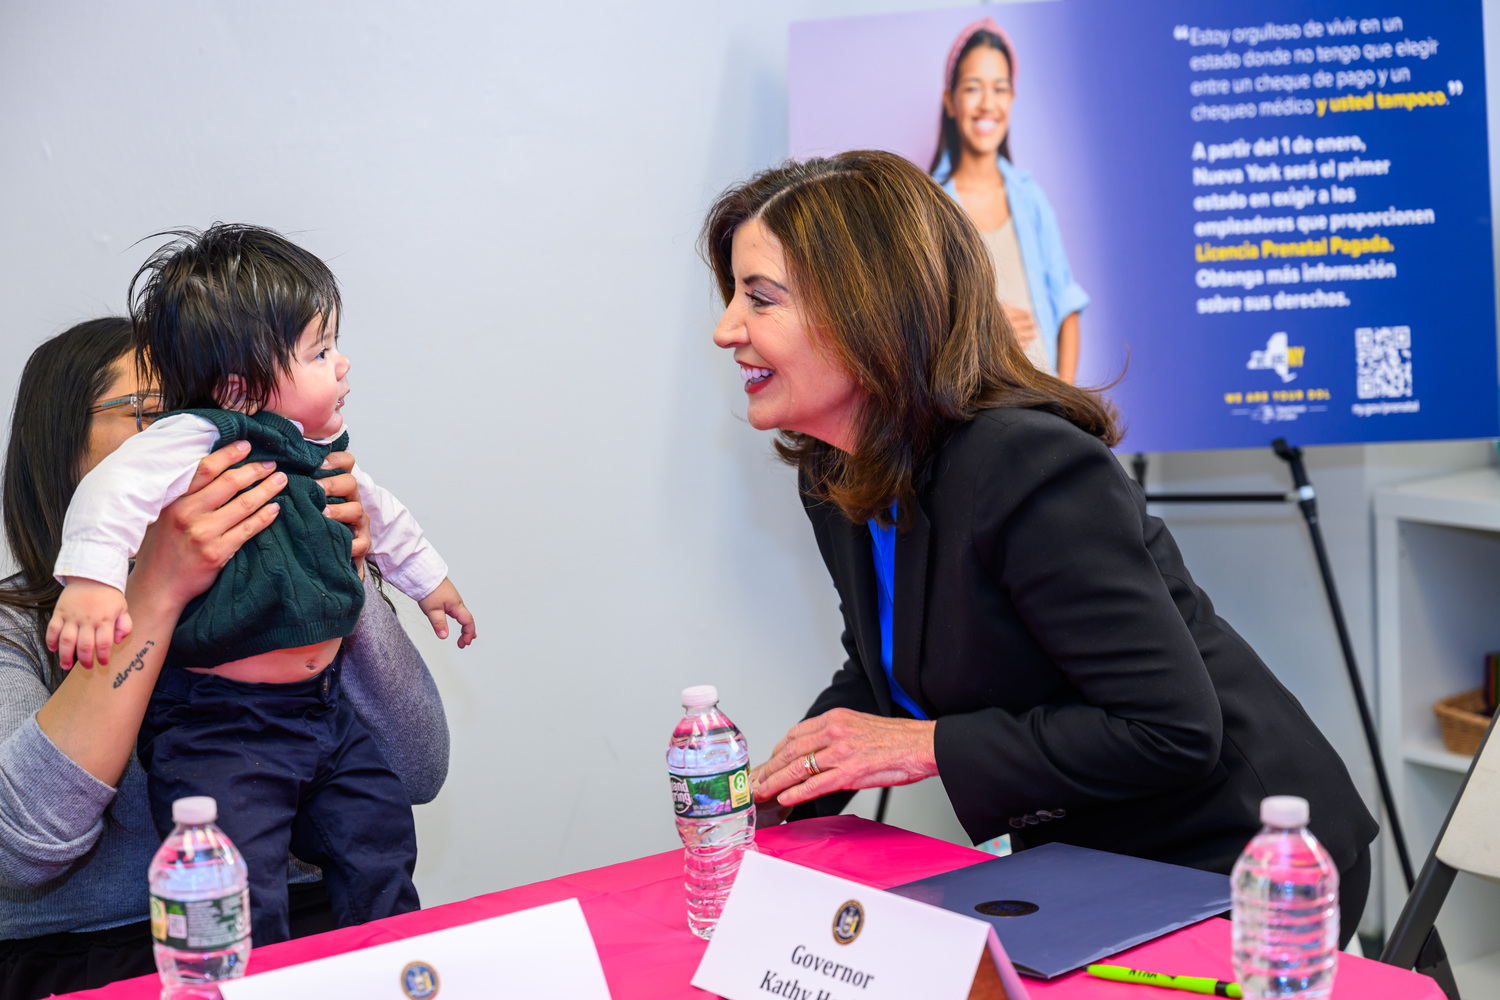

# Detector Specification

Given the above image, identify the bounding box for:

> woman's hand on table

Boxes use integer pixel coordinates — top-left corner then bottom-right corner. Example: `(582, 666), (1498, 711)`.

(751, 708), (939, 809)
(319, 450), (372, 575)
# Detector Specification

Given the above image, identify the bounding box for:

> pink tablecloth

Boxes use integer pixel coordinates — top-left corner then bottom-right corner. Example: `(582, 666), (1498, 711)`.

(62, 816), (1439, 1000)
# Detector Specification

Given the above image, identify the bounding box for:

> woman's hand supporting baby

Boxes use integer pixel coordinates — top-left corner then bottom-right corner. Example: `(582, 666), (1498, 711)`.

(47, 444), (287, 672)
(320, 450), (373, 574)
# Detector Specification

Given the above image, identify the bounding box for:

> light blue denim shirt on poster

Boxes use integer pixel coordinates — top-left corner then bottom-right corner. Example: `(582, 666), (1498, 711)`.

(935, 153), (1090, 373)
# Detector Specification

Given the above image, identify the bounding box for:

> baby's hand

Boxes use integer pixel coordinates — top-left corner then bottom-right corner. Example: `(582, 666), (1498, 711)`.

(47, 579), (132, 670)
(417, 578), (476, 649)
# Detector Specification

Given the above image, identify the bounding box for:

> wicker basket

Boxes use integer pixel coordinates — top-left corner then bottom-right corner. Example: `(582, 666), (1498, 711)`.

(1433, 690), (1492, 756)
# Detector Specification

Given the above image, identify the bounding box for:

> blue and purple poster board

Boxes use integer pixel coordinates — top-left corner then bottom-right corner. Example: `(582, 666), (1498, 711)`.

(789, 1), (1497, 452)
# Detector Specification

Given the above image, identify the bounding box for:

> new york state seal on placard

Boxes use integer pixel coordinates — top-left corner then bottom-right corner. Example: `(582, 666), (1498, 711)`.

(831, 900), (864, 945)
(401, 960), (440, 999)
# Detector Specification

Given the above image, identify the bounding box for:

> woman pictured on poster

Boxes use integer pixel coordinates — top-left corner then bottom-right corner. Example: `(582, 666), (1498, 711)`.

(931, 18), (1087, 383)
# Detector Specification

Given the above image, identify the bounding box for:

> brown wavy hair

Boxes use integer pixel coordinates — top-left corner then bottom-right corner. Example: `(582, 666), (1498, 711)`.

(702, 150), (1117, 528)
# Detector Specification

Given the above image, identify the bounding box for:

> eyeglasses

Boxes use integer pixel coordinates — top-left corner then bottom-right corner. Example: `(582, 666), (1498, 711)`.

(88, 392), (166, 432)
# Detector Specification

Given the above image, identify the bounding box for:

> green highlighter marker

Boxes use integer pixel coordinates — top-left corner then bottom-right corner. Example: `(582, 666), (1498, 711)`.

(1086, 964), (1244, 999)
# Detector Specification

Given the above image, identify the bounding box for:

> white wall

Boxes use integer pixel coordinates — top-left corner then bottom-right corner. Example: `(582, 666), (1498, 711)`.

(1, 1), (1497, 929)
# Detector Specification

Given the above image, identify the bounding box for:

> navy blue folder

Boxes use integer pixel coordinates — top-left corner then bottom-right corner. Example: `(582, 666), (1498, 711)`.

(887, 842), (1232, 979)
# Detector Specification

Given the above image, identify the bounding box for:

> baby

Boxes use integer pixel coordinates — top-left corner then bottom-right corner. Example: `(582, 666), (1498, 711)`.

(49, 224), (474, 944)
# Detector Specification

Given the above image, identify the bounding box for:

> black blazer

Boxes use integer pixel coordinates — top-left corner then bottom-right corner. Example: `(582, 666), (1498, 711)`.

(791, 407), (1377, 875)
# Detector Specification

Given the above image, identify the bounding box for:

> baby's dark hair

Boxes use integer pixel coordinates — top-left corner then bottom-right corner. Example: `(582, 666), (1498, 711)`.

(130, 224), (342, 411)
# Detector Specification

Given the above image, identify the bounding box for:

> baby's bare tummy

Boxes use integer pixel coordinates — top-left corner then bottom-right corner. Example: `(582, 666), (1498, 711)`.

(185, 637), (343, 683)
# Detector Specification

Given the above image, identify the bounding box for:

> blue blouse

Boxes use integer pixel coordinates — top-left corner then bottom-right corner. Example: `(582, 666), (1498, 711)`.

(934, 153), (1090, 373)
(867, 504), (929, 720)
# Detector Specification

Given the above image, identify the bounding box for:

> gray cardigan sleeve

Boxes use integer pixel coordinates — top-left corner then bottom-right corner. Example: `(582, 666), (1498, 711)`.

(0, 605), (117, 890)
(339, 573), (450, 805)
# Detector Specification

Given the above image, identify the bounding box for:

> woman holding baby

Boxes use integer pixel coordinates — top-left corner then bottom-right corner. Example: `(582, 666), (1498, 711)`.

(0, 316), (450, 999)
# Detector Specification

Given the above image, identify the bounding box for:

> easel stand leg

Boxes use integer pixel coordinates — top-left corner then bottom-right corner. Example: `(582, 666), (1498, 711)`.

(1269, 439), (1417, 892)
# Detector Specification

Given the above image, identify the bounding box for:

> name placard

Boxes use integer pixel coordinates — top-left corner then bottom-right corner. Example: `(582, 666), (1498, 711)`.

(218, 897), (611, 999)
(692, 852), (1029, 1000)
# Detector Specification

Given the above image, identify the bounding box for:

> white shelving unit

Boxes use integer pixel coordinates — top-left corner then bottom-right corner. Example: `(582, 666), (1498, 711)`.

(1375, 466), (1500, 996)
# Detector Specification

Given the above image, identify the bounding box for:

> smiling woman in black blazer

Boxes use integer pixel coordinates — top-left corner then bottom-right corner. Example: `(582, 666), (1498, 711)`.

(704, 150), (1377, 944)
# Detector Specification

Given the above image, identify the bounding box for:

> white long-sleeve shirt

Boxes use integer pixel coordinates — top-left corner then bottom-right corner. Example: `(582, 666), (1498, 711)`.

(55, 413), (448, 601)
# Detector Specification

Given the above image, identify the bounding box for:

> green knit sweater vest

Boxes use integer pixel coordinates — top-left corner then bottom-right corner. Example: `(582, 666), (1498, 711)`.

(166, 409), (365, 670)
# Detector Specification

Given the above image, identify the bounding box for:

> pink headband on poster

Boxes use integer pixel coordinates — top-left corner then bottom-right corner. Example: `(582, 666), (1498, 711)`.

(943, 17), (1016, 92)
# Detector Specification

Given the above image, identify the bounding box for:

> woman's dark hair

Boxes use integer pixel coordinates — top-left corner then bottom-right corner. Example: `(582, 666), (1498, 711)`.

(131, 223), (341, 412)
(2, 318), (134, 686)
(929, 28), (1014, 182)
(702, 151), (1117, 529)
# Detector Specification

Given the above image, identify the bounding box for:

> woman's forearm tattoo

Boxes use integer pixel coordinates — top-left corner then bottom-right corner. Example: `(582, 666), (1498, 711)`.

(111, 640), (156, 689)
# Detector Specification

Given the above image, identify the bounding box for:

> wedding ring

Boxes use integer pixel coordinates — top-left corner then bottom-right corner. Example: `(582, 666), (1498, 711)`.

(803, 752), (821, 776)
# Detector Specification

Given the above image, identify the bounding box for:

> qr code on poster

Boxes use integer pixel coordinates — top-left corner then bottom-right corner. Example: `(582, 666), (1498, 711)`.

(1355, 326), (1412, 399)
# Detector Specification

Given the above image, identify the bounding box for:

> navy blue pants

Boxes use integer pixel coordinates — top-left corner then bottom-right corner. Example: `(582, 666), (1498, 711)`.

(138, 659), (419, 947)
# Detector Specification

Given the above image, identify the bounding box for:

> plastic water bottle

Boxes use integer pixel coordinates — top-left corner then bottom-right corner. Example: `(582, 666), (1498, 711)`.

(148, 796), (251, 999)
(667, 685), (756, 939)
(1231, 796), (1339, 998)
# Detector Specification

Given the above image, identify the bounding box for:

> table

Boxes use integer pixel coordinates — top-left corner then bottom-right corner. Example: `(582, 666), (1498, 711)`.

(63, 816), (1441, 999)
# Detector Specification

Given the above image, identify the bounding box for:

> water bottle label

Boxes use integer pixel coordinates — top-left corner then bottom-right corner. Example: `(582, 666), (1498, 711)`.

(669, 763), (753, 818)
(149, 889), (250, 950)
